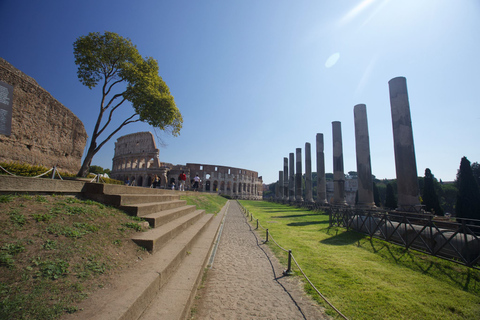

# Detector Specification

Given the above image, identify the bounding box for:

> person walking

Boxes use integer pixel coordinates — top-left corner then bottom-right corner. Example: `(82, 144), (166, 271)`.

(178, 171), (187, 191)
(193, 174), (200, 192)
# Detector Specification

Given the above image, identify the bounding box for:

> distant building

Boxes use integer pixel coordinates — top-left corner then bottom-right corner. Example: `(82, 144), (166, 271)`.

(110, 132), (262, 199)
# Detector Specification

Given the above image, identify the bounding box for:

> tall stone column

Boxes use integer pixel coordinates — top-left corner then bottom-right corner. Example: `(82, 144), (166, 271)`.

(279, 171), (284, 201)
(332, 121), (347, 205)
(305, 142), (313, 202)
(354, 104), (375, 208)
(295, 148), (303, 201)
(283, 157), (289, 199)
(316, 133), (328, 204)
(389, 77), (420, 210)
(289, 153), (295, 201)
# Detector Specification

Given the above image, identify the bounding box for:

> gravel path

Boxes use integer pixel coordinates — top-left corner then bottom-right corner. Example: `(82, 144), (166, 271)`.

(192, 201), (330, 320)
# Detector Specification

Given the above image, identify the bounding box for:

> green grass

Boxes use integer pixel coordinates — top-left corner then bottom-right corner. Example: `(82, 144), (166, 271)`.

(239, 200), (480, 320)
(0, 194), (150, 320)
(180, 194), (228, 215)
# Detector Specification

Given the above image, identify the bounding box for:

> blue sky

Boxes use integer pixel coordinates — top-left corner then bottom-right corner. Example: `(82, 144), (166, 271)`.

(1, 0), (479, 184)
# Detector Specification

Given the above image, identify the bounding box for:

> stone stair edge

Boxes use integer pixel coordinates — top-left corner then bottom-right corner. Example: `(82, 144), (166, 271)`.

(132, 209), (206, 252)
(142, 205), (198, 228)
(138, 209), (227, 320)
(61, 212), (217, 320)
(120, 199), (188, 217)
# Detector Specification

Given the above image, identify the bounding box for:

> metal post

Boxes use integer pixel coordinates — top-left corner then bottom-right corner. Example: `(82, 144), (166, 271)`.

(265, 229), (269, 243)
(284, 250), (293, 276)
(256, 219), (259, 230)
(51, 166), (56, 179)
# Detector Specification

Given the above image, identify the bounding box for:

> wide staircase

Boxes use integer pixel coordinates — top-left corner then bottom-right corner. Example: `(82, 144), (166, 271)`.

(64, 183), (226, 320)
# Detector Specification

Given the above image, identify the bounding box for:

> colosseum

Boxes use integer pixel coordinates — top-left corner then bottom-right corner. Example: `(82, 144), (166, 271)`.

(110, 132), (263, 199)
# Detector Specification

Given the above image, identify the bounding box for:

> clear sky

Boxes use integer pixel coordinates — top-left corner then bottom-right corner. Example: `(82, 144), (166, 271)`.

(1, 0), (479, 184)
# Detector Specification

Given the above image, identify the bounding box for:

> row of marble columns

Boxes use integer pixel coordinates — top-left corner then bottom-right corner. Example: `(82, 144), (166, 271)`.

(275, 76), (421, 211)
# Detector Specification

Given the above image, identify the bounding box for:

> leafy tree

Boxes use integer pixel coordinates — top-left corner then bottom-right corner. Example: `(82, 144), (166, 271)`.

(422, 168), (444, 215)
(455, 157), (480, 220)
(385, 183), (397, 210)
(472, 162), (480, 187)
(73, 31), (182, 177)
(88, 165), (105, 174)
(440, 183), (457, 214)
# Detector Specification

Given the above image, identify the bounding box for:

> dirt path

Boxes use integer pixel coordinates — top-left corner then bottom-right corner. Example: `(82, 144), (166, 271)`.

(192, 200), (330, 319)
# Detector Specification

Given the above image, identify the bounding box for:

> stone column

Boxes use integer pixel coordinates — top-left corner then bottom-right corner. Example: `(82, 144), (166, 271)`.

(279, 171), (284, 201)
(389, 77), (421, 210)
(354, 104), (375, 207)
(289, 153), (295, 201)
(332, 121), (347, 205)
(305, 142), (313, 202)
(295, 148), (303, 201)
(316, 133), (328, 204)
(283, 157), (289, 199)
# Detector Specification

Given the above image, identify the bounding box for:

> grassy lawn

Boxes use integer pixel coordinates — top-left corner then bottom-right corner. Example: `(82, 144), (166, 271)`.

(180, 193), (228, 215)
(239, 200), (480, 320)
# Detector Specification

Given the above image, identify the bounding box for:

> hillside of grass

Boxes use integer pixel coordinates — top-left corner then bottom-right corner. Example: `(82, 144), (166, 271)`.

(0, 193), (227, 320)
(239, 200), (480, 320)
(0, 194), (151, 320)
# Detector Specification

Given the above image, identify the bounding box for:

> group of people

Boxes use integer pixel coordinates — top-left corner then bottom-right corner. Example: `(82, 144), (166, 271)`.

(149, 172), (201, 192)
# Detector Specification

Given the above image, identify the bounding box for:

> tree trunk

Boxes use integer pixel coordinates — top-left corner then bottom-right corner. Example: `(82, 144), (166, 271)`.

(77, 139), (98, 177)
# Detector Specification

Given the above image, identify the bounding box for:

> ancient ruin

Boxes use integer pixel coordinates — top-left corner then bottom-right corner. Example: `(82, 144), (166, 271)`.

(0, 58), (87, 173)
(274, 76), (421, 210)
(111, 132), (263, 199)
(111, 131), (168, 187)
(389, 77), (421, 210)
(354, 104), (375, 208)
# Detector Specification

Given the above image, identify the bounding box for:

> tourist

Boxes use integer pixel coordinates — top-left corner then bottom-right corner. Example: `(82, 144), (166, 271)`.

(171, 181), (175, 190)
(151, 174), (160, 188)
(193, 174), (200, 191)
(178, 171), (187, 191)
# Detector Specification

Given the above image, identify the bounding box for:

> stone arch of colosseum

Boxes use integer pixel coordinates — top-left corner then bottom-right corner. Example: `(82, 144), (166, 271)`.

(111, 132), (169, 187)
(183, 163), (262, 200)
(110, 132), (263, 199)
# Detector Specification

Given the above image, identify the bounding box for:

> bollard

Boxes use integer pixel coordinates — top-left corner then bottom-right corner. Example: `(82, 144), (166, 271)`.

(256, 219), (259, 230)
(265, 229), (269, 243)
(250, 214), (253, 222)
(284, 250), (293, 276)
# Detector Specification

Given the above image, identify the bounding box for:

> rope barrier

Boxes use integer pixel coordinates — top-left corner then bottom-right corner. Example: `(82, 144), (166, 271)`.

(236, 200), (349, 320)
(291, 254), (349, 320)
(0, 165), (54, 178)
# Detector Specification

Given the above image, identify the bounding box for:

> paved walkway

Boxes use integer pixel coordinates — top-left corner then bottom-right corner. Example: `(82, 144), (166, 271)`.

(193, 201), (329, 320)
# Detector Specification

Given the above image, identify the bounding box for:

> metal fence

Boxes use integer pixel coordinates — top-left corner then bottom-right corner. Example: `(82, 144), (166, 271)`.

(329, 206), (480, 269)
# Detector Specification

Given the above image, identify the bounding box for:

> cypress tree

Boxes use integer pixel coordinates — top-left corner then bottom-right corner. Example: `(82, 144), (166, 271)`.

(373, 182), (381, 207)
(455, 157), (480, 220)
(385, 183), (397, 210)
(422, 168), (444, 215)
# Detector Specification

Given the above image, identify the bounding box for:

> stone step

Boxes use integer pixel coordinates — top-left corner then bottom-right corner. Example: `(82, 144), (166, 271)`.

(105, 193), (182, 207)
(132, 209), (205, 253)
(142, 205), (197, 228)
(120, 200), (188, 217)
(83, 182), (174, 196)
(62, 213), (217, 320)
(139, 207), (227, 320)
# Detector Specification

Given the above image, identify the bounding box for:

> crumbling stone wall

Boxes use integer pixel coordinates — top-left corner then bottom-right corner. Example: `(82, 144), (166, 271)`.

(0, 58), (87, 174)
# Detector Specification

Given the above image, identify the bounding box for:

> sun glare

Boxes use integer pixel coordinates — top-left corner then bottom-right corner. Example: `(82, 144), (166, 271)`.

(325, 53), (340, 68)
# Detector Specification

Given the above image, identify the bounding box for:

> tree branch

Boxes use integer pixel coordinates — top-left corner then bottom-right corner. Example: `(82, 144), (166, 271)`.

(93, 114), (140, 154)
(96, 96), (127, 137)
